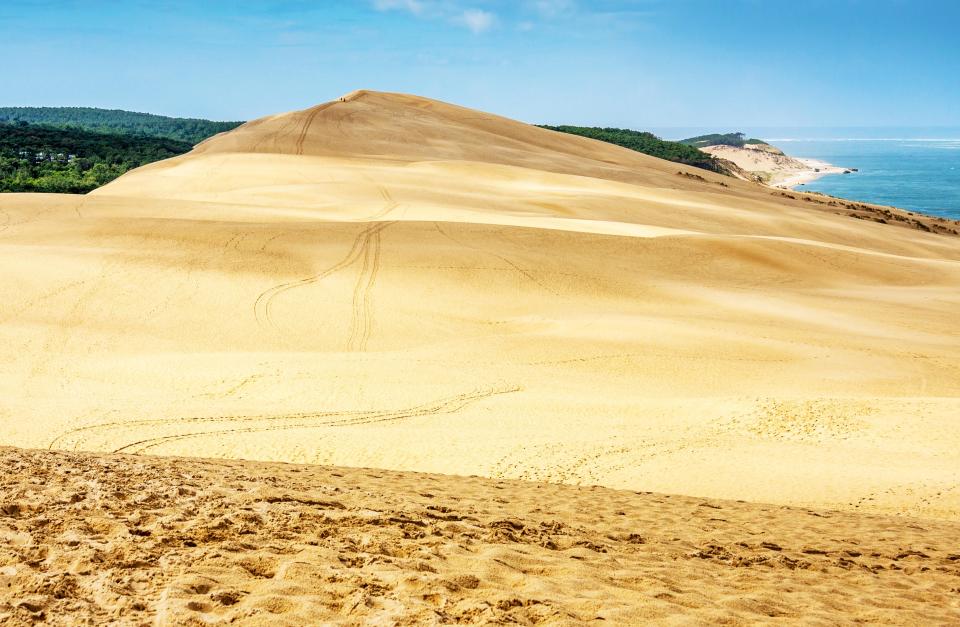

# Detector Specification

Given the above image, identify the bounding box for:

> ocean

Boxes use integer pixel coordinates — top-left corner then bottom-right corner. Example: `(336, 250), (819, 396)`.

(656, 127), (960, 220)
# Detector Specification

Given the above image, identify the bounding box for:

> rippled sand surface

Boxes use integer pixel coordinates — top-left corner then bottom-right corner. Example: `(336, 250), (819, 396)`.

(2, 447), (959, 625)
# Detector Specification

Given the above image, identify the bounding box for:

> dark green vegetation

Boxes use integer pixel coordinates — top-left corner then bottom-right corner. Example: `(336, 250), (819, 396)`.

(539, 125), (726, 173)
(0, 121), (193, 193)
(0, 107), (244, 194)
(0, 107), (242, 145)
(680, 132), (767, 149)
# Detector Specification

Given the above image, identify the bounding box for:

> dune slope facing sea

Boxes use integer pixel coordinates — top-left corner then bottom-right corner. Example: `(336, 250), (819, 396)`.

(781, 138), (960, 219)
(1, 91), (960, 524)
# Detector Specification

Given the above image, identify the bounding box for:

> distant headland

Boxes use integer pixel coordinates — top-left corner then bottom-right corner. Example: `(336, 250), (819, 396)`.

(679, 132), (852, 188)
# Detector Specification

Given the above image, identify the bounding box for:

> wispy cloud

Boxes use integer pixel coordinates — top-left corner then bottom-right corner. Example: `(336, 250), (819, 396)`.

(456, 9), (495, 33)
(372, 1), (497, 34)
(373, 0), (426, 14)
(529, 0), (576, 19)
(369, 0), (653, 35)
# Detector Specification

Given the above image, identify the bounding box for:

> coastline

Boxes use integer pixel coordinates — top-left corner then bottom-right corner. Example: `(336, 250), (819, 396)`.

(699, 143), (850, 190)
(771, 141), (960, 222)
(772, 157), (848, 188)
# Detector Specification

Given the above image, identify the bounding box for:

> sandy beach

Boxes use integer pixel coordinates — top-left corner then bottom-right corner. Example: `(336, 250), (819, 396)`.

(700, 143), (849, 188)
(773, 157), (848, 188)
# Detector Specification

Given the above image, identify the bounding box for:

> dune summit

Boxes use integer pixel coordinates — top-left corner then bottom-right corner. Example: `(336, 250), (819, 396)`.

(0, 91), (959, 523)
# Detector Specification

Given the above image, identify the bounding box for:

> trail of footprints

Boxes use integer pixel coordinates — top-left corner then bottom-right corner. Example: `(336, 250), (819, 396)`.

(490, 398), (884, 487)
(721, 398), (876, 442)
(3, 447), (959, 624)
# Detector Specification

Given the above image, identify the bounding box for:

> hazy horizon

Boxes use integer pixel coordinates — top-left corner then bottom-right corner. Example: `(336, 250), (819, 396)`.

(651, 126), (960, 142)
(5, 103), (960, 141)
(1, 107), (950, 142)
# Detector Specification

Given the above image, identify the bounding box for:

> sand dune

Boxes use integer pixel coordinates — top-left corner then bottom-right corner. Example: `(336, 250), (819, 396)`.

(2, 447), (959, 625)
(1, 91), (959, 527)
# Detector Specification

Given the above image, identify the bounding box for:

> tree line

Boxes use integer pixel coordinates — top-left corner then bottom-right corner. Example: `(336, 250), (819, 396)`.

(539, 125), (727, 173)
(679, 132), (767, 149)
(0, 121), (194, 193)
(0, 107), (242, 145)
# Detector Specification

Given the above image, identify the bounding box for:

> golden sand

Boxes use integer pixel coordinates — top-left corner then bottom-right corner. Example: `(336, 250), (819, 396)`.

(3, 90), (960, 624)
(2, 447), (959, 624)
(1, 91), (959, 522)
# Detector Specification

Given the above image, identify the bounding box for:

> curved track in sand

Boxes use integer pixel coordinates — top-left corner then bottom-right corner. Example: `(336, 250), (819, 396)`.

(252, 221), (394, 332)
(49, 386), (520, 453)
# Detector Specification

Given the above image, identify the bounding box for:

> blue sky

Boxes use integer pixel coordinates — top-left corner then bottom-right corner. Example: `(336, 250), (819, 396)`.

(2, 1), (958, 128)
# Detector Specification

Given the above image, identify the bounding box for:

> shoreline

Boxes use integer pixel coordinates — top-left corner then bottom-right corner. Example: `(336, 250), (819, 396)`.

(771, 157), (848, 188)
(699, 143), (851, 190)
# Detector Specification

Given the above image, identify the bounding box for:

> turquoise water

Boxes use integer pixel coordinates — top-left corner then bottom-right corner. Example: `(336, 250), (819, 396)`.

(655, 127), (960, 220)
(775, 139), (960, 220)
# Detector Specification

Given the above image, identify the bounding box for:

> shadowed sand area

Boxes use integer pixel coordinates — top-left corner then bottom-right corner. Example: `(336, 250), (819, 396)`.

(2, 447), (959, 624)
(1, 90), (960, 621)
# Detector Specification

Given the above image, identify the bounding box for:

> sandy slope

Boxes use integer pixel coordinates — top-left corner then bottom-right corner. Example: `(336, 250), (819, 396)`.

(2, 447), (959, 625)
(1, 91), (959, 526)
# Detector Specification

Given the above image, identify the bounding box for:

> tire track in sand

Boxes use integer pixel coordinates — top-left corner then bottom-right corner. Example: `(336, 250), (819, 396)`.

(253, 221), (393, 330)
(346, 226), (383, 352)
(50, 406), (370, 452)
(365, 185), (400, 220)
(293, 101), (337, 155)
(433, 222), (559, 296)
(97, 386), (520, 455)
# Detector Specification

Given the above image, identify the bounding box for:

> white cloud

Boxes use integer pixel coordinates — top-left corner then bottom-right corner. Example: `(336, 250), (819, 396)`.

(457, 8), (495, 33)
(373, 0), (425, 15)
(530, 0), (575, 18)
(372, 1), (496, 34)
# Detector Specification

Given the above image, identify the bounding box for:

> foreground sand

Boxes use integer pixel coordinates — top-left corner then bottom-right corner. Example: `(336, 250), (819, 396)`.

(2, 90), (960, 523)
(2, 446), (959, 625)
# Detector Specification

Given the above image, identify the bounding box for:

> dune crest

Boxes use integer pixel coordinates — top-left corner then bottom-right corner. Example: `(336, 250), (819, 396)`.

(1, 91), (959, 522)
